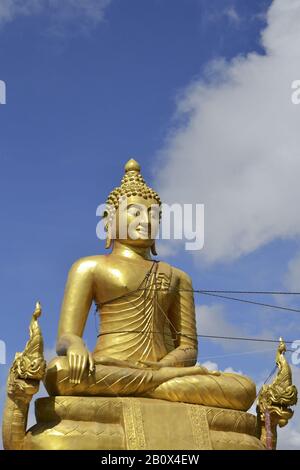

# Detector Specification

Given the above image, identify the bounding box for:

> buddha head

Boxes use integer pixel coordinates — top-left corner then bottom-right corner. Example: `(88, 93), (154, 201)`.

(103, 159), (162, 255)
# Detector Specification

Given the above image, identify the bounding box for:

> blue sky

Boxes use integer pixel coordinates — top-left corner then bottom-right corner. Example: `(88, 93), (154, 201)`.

(0, 0), (299, 449)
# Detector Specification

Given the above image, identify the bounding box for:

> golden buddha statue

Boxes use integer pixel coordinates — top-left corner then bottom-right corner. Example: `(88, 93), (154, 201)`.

(44, 158), (255, 410)
(2, 159), (297, 450)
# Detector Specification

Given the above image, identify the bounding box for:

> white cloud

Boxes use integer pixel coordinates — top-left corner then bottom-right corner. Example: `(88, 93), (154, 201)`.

(0, 0), (36, 24)
(201, 360), (218, 371)
(48, 0), (111, 24)
(156, 240), (179, 258)
(196, 303), (277, 354)
(224, 6), (240, 24)
(0, 0), (111, 27)
(223, 365), (242, 374)
(200, 359), (242, 375)
(157, 0), (300, 265)
(200, 3), (241, 28)
(284, 251), (300, 291)
(197, 304), (243, 344)
(196, 302), (300, 371)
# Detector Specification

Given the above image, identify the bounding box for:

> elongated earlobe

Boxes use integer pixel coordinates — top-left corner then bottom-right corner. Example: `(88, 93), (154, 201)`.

(105, 223), (113, 250)
(151, 241), (157, 256)
(105, 234), (113, 250)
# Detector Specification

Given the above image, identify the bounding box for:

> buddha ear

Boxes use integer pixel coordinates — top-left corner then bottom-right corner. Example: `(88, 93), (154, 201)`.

(151, 241), (157, 256)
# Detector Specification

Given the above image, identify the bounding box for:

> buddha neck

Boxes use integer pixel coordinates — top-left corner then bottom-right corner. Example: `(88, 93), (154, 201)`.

(111, 241), (153, 261)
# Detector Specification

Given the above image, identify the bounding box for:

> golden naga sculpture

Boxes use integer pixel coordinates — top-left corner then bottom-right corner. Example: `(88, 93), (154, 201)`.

(257, 338), (298, 449)
(2, 159), (298, 450)
(2, 302), (46, 450)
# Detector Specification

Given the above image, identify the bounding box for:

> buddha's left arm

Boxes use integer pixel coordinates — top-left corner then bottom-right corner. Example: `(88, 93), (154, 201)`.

(159, 269), (198, 367)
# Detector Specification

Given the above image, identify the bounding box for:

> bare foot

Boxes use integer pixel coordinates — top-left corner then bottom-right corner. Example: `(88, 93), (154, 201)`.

(156, 365), (221, 382)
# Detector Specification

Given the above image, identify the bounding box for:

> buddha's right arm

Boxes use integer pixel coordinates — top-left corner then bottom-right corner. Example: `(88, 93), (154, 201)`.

(56, 258), (95, 355)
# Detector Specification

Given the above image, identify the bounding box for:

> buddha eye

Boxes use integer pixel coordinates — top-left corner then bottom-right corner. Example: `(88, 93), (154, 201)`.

(128, 206), (141, 217)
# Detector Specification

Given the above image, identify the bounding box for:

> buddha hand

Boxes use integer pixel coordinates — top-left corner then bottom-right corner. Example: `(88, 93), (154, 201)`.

(67, 342), (94, 384)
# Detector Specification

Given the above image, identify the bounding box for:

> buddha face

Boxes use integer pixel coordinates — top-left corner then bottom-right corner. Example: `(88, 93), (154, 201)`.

(112, 196), (161, 248)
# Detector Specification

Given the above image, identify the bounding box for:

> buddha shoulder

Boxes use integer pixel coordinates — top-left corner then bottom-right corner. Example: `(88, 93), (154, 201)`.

(67, 257), (193, 288)
(67, 255), (109, 280)
(171, 265), (193, 288)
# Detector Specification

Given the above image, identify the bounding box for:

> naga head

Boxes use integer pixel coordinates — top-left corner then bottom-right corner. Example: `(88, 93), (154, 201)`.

(257, 338), (298, 433)
(8, 302), (46, 397)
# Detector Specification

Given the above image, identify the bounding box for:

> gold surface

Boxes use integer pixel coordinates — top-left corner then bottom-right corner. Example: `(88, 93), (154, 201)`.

(23, 396), (265, 450)
(2, 303), (46, 450)
(44, 160), (256, 412)
(2, 159), (297, 450)
(257, 338), (298, 449)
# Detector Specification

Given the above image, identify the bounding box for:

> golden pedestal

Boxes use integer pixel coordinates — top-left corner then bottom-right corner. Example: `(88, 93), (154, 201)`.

(24, 396), (265, 450)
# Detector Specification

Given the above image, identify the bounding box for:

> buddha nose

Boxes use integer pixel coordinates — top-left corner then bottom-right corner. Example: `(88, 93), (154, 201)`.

(139, 209), (150, 225)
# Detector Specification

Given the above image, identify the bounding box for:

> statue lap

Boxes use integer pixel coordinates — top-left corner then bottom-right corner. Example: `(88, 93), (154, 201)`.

(44, 356), (256, 411)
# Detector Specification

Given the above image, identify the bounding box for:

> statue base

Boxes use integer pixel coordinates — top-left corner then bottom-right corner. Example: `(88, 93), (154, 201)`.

(24, 396), (266, 450)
